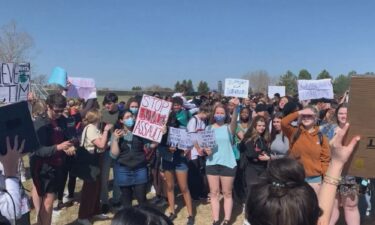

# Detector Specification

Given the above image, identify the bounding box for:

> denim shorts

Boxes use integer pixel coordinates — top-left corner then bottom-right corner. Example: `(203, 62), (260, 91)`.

(114, 162), (148, 187)
(161, 151), (188, 172)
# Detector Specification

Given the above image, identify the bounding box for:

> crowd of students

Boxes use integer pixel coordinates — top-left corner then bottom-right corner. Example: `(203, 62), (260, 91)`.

(0, 86), (373, 225)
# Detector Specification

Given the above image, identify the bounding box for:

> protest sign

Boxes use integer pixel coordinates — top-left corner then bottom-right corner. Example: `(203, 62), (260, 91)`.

(198, 129), (216, 148)
(67, 77), (97, 100)
(0, 101), (38, 154)
(297, 79), (333, 100)
(344, 76), (375, 178)
(133, 94), (172, 143)
(0, 63), (30, 103)
(48, 66), (67, 88)
(167, 127), (193, 150)
(224, 78), (249, 98)
(268, 86), (285, 98)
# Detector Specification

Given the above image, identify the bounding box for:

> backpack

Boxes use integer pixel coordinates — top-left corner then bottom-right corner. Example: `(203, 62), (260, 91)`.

(291, 127), (324, 147)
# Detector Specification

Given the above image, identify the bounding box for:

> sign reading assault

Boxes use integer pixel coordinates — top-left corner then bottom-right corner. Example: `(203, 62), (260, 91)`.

(0, 63), (30, 103)
(133, 94), (172, 143)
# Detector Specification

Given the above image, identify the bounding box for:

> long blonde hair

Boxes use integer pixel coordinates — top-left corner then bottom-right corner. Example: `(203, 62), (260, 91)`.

(83, 109), (101, 126)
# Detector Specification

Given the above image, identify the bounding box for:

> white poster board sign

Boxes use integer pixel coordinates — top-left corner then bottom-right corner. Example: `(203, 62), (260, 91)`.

(224, 78), (249, 98)
(167, 127), (193, 150)
(67, 77), (97, 100)
(133, 94), (172, 143)
(298, 79), (333, 100)
(0, 63), (30, 103)
(198, 129), (216, 148)
(268, 86), (286, 98)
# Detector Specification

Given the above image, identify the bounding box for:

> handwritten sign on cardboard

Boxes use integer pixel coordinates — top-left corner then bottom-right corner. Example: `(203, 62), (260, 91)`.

(167, 127), (193, 150)
(298, 79), (333, 100)
(0, 63), (30, 103)
(344, 76), (375, 178)
(133, 94), (172, 143)
(268, 86), (286, 98)
(198, 129), (216, 148)
(224, 78), (249, 98)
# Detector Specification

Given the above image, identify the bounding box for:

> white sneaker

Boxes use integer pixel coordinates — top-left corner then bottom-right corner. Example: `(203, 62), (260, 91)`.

(77, 219), (92, 225)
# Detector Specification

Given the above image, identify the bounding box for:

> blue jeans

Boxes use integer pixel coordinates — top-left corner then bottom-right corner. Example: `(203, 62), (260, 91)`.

(100, 151), (122, 205)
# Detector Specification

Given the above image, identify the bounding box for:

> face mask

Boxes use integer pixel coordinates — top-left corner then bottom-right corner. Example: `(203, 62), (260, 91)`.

(129, 107), (138, 115)
(123, 118), (135, 127)
(214, 115), (226, 122)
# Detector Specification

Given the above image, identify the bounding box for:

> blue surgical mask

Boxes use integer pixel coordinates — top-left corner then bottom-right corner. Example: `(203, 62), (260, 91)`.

(214, 115), (226, 122)
(123, 118), (135, 127)
(129, 107), (138, 115)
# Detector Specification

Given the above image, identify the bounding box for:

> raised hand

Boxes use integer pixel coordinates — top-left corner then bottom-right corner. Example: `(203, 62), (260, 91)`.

(330, 123), (360, 165)
(1, 136), (25, 176)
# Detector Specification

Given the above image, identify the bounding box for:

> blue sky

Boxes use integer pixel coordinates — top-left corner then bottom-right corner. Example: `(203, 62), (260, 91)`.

(1, 0), (375, 90)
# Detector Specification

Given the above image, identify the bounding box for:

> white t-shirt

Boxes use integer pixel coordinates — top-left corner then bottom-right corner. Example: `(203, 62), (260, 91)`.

(187, 116), (206, 160)
(81, 124), (101, 153)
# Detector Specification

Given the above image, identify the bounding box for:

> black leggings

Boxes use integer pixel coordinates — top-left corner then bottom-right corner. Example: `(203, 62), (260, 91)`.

(120, 183), (147, 207)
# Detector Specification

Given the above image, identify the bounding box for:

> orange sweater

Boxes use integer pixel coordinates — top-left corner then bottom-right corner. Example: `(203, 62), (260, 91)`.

(281, 111), (331, 177)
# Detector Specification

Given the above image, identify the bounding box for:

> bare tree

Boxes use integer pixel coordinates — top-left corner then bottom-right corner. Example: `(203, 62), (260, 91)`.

(242, 70), (271, 94)
(32, 74), (48, 86)
(0, 20), (34, 63)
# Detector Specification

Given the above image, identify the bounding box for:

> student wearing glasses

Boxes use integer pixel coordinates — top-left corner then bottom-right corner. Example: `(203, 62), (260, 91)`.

(30, 93), (74, 225)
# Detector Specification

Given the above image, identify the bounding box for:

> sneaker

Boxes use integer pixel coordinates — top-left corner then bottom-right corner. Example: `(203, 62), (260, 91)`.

(212, 221), (220, 225)
(77, 219), (92, 225)
(53, 201), (63, 211)
(168, 213), (177, 221)
(186, 216), (194, 225)
(366, 209), (371, 216)
(101, 204), (110, 214)
(223, 220), (230, 225)
(63, 197), (74, 205)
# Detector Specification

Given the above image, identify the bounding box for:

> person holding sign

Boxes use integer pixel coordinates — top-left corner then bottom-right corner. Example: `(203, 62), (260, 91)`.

(160, 97), (194, 225)
(204, 98), (239, 225)
(281, 106), (331, 195)
(110, 110), (157, 208)
(327, 103), (360, 225)
(187, 104), (211, 201)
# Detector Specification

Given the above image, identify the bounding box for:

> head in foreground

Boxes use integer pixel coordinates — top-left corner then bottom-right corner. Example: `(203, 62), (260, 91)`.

(111, 206), (173, 225)
(246, 157), (322, 225)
